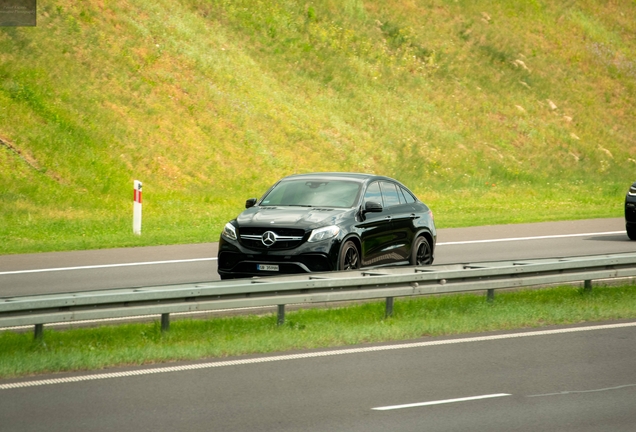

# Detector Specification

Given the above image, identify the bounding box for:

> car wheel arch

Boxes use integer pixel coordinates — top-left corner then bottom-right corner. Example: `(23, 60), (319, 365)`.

(338, 235), (362, 270)
(414, 229), (435, 248)
(411, 230), (435, 265)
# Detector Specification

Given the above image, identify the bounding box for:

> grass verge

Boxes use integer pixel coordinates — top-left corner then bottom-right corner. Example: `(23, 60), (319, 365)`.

(1, 283), (635, 379)
(1, 0), (635, 255)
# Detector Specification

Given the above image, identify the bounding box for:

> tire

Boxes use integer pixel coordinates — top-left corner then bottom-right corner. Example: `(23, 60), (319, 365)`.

(339, 240), (361, 271)
(411, 236), (433, 266)
(628, 225), (636, 241)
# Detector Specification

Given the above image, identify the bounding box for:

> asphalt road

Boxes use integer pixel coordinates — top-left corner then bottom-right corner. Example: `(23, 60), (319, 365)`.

(0, 218), (636, 297)
(1, 218), (636, 431)
(2, 323), (635, 431)
(0, 217), (632, 297)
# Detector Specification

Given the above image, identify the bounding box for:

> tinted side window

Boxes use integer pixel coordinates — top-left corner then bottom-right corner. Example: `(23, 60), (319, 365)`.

(364, 182), (382, 206)
(380, 182), (401, 208)
(400, 186), (416, 204)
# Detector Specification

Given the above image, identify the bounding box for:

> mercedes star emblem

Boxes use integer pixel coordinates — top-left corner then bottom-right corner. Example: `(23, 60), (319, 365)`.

(261, 231), (277, 247)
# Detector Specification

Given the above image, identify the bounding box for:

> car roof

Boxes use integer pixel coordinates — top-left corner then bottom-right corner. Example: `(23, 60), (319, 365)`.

(280, 172), (396, 183)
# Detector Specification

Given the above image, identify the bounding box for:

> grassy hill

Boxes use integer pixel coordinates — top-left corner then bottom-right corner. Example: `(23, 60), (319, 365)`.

(1, 0), (635, 254)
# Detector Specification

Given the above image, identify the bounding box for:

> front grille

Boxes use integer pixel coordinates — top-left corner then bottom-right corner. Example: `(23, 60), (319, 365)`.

(239, 227), (306, 250)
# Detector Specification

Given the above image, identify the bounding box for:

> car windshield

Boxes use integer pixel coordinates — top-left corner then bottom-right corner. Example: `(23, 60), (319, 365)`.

(260, 179), (361, 208)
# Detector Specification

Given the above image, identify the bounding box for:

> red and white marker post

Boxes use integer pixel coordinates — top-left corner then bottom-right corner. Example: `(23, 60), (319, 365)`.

(133, 180), (142, 235)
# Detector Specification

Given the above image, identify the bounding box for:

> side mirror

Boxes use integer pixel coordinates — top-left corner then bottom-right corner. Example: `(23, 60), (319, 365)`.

(245, 198), (257, 208)
(363, 201), (383, 213)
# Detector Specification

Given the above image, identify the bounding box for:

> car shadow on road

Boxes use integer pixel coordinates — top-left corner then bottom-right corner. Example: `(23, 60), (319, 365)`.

(586, 234), (632, 242)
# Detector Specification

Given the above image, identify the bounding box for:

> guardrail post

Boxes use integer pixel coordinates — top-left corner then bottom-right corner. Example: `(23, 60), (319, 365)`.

(487, 289), (495, 303)
(34, 324), (43, 340)
(584, 280), (593, 293)
(385, 297), (394, 318)
(277, 305), (285, 326)
(161, 313), (170, 332)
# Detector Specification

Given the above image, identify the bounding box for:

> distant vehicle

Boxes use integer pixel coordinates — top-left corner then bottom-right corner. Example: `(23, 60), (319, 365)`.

(626, 181), (636, 240)
(217, 172), (436, 279)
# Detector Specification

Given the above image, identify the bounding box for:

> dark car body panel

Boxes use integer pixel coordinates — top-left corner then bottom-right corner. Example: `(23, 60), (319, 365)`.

(237, 206), (348, 233)
(626, 182), (636, 240)
(218, 173), (436, 278)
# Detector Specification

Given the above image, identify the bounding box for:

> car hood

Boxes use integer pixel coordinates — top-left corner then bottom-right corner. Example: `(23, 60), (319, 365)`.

(236, 206), (351, 230)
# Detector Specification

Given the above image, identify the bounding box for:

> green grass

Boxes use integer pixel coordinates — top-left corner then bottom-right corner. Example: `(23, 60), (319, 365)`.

(1, 0), (635, 254)
(2, 283), (636, 379)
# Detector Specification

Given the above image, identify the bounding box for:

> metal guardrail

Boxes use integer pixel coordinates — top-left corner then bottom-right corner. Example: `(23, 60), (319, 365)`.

(2, 253), (636, 338)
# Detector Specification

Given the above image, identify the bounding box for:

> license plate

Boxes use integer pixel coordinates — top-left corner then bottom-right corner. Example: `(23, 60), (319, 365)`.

(257, 264), (279, 272)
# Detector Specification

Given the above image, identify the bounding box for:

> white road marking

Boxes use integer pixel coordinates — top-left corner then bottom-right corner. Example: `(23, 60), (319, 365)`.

(527, 383), (636, 398)
(372, 393), (511, 411)
(2, 321), (635, 390)
(0, 231), (625, 276)
(0, 258), (217, 276)
(437, 231), (625, 246)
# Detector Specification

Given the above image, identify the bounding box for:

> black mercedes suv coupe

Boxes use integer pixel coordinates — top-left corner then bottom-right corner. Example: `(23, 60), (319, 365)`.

(217, 173), (436, 279)
(626, 181), (636, 240)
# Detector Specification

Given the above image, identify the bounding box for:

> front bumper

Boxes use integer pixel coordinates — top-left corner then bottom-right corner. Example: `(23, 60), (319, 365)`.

(217, 237), (341, 278)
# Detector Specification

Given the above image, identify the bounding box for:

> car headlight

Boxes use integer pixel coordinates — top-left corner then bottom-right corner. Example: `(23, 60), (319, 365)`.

(630, 185), (636, 196)
(221, 222), (238, 241)
(308, 225), (340, 243)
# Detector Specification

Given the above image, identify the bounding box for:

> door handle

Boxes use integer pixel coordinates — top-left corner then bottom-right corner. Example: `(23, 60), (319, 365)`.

(384, 216), (392, 221)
